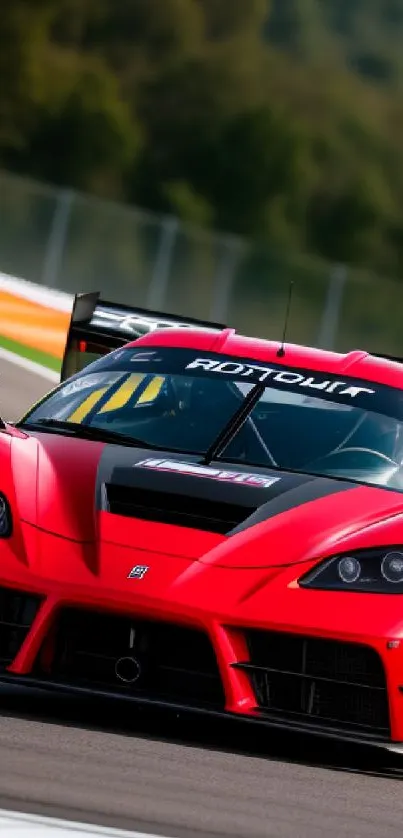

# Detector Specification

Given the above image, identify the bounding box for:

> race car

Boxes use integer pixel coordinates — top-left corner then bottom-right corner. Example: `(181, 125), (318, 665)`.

(2, 292), (403, 751)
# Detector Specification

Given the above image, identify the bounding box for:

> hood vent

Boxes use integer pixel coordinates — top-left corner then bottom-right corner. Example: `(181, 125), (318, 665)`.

(105, 483), (255, 534)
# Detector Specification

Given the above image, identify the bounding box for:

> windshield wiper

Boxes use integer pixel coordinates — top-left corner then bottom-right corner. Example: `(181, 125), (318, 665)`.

(203, 382), (266, 465)
(18, 419), (168, 450)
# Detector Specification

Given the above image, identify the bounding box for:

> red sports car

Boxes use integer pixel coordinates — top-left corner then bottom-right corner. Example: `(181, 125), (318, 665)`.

(2, 292), (403, 751)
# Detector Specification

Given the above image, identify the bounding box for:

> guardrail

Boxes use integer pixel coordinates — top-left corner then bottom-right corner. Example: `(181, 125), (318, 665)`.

(1, 265), (402, 378)
(2, 169), (403, 358)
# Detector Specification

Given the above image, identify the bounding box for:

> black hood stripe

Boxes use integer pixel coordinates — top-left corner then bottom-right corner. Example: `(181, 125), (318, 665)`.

(96, 446), (317, 509)
(96, 445), (356, 535)
(229, 477), (356, 535)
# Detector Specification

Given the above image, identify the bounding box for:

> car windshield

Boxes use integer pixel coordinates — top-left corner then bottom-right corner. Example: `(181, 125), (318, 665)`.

(21, 346), (403, 492)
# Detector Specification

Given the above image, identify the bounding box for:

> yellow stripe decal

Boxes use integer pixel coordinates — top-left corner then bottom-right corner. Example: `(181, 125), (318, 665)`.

(137, 376), (164, 404)
(68, 388), (108, 422)
(67, 374), (164, 423)
(99, 374), (145, 414)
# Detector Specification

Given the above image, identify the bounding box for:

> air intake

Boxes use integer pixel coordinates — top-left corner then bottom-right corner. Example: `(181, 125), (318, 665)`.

(46, 609), (225, 708)
(0, 587), (42, 666)
(105, 483), (252, 534)
(235, 630), (390, 737)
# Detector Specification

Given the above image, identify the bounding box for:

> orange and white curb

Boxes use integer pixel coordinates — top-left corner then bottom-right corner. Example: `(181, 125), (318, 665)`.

(0, 273), (73, 361)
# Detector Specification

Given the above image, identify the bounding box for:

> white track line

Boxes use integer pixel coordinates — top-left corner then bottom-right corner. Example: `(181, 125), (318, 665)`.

(0, 347), (59, 383)
(0, 809), (172, 837)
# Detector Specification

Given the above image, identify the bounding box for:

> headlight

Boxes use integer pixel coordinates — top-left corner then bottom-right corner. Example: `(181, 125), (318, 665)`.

(299, 547), (403, 593)
(0, 494), (12, 538)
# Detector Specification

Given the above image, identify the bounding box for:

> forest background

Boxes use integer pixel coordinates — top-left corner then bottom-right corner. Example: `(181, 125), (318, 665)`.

(3, 0), (403, 280)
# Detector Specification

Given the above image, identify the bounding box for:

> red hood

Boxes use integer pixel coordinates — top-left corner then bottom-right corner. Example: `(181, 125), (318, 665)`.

(8, 431), (403, 571)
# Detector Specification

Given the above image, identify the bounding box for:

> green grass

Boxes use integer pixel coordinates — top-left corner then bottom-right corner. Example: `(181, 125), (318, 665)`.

(0, 333), (61, 372)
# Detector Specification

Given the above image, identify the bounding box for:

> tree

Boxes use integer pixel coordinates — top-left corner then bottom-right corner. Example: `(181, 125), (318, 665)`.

(198, 0), (267, 39)
(25, 58), (140, 196)
(83, 0), (203, 70)
(0, 2), (53, 155)
(3, 0), (403, 279)
(307, 178), (382, 264)
(189, 107), (306, 237)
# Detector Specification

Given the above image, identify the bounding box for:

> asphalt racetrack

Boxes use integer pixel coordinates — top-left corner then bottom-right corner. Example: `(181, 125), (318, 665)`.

(1, 356), (403, 838)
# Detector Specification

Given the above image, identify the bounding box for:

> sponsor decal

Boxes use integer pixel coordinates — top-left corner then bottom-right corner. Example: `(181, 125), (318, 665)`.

(185, 358), (376, 399)
(135, 458), (280, 489)
(128, 565), (149, 579)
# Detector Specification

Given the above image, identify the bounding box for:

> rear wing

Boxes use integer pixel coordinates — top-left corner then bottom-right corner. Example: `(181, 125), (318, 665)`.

(60, 292), (225, 381)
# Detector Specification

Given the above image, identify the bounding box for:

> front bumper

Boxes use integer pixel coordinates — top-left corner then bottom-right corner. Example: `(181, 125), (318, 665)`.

(1, 584), (403, 748)
(0, 670), (399, 754)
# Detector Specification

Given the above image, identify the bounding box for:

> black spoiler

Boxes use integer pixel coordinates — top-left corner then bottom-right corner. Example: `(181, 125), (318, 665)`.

(60, 292), (226, 381)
